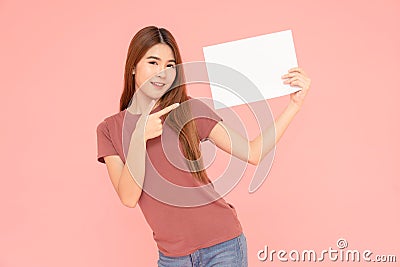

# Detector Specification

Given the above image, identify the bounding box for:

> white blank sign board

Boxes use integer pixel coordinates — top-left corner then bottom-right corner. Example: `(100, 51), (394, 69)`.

(203, 29), (300, 109)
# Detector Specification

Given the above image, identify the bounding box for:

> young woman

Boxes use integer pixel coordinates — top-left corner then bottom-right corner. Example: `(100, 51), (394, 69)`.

(96, 26), (311, 267)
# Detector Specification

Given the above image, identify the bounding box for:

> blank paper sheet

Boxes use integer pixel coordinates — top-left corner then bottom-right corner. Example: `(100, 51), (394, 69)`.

(202, 29), (300, 109)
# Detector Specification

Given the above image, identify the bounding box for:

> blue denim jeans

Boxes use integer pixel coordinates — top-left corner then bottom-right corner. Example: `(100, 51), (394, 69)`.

(157, 233), (248, 267)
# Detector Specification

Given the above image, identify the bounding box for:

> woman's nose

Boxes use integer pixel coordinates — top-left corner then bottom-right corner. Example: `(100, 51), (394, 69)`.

(156, 66), (167, 78)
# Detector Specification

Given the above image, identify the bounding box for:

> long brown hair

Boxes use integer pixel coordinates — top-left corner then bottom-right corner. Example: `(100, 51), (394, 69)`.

(120, 26), (211, 185)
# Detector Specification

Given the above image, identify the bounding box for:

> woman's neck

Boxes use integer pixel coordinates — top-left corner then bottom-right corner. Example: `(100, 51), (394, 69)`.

(127, 91), (159, 114)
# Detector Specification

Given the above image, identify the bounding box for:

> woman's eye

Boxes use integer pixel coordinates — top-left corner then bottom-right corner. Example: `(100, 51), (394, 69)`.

(148, 62), (175, 68)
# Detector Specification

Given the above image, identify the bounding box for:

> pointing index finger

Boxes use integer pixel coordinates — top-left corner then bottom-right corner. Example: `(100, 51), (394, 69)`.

(153, 102), (180, 117)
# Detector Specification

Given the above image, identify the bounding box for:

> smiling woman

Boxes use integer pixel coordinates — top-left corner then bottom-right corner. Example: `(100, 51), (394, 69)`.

(96, 25), (311, 267)
(96, 26), (249, 266)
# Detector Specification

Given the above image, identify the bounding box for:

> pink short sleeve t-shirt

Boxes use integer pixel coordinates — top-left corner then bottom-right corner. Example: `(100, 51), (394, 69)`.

(96, 97), (243, 257)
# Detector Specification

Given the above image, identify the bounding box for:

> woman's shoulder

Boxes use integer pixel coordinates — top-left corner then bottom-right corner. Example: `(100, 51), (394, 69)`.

(99, 110), (126, 122)
(97, 110), (127, 130)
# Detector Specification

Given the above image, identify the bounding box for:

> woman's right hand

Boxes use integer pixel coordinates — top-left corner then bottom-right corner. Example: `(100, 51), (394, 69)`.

(134, 99), (180, 142)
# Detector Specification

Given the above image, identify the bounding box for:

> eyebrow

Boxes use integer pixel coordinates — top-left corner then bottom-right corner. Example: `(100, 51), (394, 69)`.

(146, 56), (176, 63)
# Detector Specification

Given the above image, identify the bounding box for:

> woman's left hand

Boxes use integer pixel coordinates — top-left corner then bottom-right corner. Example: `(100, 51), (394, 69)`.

(281, 67), (311, 109)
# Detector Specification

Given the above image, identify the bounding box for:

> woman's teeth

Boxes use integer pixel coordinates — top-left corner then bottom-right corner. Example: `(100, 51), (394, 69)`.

(152, 82), (165, 87)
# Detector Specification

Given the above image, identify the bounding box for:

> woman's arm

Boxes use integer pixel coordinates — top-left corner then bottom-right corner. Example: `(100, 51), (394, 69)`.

(103, 100), (180, 208)
(208, 67), (311, 165)
(208, 103), (299, 165)
(104, 133), (146, 208)
(250, 102), (300, 164)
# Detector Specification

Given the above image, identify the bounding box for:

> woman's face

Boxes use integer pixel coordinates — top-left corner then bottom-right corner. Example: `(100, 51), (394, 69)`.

(133, 43), (177, 99)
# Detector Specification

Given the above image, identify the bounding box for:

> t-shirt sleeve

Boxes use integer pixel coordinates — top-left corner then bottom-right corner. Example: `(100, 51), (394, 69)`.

(96, 120), (119, 163)
(192, 99), (224, 142)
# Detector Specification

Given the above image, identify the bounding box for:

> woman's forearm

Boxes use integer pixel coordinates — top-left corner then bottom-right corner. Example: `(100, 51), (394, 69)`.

(117, 132), (147, 208)
(251, 102), (300, 164)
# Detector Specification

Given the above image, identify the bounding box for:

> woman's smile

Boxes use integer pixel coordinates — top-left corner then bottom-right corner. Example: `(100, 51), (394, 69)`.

(151, 81), (166, 88)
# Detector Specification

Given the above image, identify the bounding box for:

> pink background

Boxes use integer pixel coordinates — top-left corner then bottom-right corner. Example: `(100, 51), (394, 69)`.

(1, 0), (399, 266)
